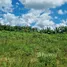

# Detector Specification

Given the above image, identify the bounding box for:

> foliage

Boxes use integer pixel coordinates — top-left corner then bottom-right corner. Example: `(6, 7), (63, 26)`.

(0, 24), (67, 34)
(0, 31), (67, 67)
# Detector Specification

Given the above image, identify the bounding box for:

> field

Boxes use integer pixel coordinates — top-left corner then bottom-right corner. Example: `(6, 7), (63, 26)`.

(0, 31), (67, 67)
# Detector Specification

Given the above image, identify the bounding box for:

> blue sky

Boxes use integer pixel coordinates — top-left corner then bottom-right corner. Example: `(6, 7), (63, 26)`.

(12, 0), (30, 16)
(0, 0), (67, 29)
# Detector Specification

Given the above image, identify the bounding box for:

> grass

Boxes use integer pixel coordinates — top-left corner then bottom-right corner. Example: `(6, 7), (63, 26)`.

(0, 31), (67, 67)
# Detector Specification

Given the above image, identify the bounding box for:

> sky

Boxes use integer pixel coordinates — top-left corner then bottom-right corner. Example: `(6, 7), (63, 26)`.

(0, 0), (67, 29)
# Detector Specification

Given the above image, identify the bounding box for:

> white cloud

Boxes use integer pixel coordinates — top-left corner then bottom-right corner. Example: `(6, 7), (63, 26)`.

(0, 10), (42, 26)
(0, 9), (67, 30)
(34, 20), (55, 30)
(56, 20), (67, 27)
(64, 10), (67, 14)
(0, 13), (23, 26)
(0, 10), (39, 26)
(58, 9), (67, 15)
(55, 16), (58, 19)
(0, 18), (5, 25)
(22, 9), (56, 30)
(0, 10), (55, 30)
(0, 0), (12, 12)
(33, 12), (55, 30)
(58, 9), (64, 14)
(19, 0), (67, 10)
(19, 0), (67, 29)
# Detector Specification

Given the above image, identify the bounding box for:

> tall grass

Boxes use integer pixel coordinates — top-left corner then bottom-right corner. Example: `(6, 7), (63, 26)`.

(0, 31), (67, 67)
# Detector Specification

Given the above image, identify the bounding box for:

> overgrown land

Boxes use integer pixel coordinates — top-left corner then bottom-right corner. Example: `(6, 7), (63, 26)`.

(0, 25), (67, 67)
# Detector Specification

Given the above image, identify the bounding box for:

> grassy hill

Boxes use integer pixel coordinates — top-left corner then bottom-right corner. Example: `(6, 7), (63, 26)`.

(0, 31), (67, 67)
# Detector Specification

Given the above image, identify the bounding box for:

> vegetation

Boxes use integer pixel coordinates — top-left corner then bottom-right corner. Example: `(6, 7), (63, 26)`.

(0, 24), (67, 67)
(0, 24), (67, 34)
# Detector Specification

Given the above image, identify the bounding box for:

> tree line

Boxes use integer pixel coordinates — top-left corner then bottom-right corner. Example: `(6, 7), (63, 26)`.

(0, 24), (67, 34)
(40, 26), (67, 34)
(0, 24), (38, 32)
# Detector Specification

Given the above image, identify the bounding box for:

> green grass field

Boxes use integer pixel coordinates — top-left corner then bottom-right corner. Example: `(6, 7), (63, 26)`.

(0, 31), (67, 67)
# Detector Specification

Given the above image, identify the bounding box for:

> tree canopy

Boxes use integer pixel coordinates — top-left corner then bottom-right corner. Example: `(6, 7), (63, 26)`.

(0, 24), (67, 34)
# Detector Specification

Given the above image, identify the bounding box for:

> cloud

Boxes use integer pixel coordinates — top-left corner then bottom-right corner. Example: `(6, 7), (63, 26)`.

(64, 10), (67, 14)
(0, 11), (38, 26)
(58, 9), (64, 14)
(0, 10), (55, 30)
(56, 20), (67, 27)
(34, 20), (55, 30)
(0, 10), (67, 30)
(0, 13), (23, 26)
(18, 0), (67, 29)
(33, 12), (55, 30)
(19, 0), (67, 10)
(0, 0), (67, 30)
(55, 16), (58, 19)
(58, 9), (67, 15)
(0, 0), (12, 12)
(0, 10), (41, 26)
